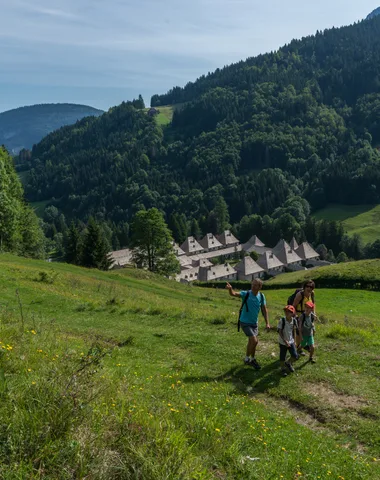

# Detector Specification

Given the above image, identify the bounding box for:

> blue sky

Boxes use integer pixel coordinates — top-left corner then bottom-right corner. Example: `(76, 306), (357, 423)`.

(0, 0), (379, 112)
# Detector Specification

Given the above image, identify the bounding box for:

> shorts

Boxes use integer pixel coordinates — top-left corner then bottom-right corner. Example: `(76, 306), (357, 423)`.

(240, 322), (258, 337)
(279, 343), (299, 362)
(301, 336), (314, 347)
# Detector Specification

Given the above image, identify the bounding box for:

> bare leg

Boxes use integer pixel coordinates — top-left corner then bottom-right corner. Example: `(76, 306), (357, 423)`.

(247, 336), (258, 357)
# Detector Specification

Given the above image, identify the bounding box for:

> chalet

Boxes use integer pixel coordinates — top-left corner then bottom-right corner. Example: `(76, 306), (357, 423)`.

(191, 258), (213, 268)
(109, 248), (133, 269)
(180, 236), (204, 256)
(147, 107), (159, 117)
(197, 263), (237, 282)
(272, 239), (302, 268)
(217, 230), (240, 247)
(235, 256), (264, 281)
(172, 242), (186, 257)
(242, 235), (271, 256)
(176, 267), (200, 283)
(199, 233), (223, 251)
(295, 242), (320, 262)
(189, 244), (242, 261)
(178, 255), (194, 271)
(257, 251), (284, 276)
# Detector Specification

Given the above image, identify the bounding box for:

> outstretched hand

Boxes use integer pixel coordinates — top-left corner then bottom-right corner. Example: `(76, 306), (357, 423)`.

(226, 282), (232, 290)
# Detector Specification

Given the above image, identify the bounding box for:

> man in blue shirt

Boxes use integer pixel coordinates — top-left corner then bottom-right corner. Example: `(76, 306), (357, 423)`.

(226, 279), (270, 369)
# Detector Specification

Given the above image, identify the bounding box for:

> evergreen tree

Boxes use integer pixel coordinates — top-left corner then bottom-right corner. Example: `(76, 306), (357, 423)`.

(131, 208), (180, 275)
(81, 217), (111, 270)
(65, 222), (81, 265)
(190, 218), (201, 239)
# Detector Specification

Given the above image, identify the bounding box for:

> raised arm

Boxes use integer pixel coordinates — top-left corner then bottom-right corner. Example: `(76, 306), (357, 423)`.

(226, 282), (240, 298)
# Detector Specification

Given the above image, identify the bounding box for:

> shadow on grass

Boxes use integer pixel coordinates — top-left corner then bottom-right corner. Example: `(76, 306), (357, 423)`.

(183, 360), (285, 395)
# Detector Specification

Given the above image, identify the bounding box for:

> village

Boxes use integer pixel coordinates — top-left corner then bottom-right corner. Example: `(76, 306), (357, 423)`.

(110, 231), (330, 283)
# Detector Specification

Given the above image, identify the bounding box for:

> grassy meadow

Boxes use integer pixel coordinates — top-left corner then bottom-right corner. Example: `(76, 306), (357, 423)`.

(313, 204), (380, 244)
(265, 259), (380, 288)
(0, 253), (379, 479)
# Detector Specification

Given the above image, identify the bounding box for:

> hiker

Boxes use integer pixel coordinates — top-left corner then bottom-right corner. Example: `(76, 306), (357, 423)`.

(226, 279), (270, 370)
(298, 301), (317, 363)
(277, 305), (299, 376)
(291, 280), (315, 349)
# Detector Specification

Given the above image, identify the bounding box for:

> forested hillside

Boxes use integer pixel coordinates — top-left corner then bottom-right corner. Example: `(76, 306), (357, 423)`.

(0, 103), (103, 153)
(22, 16), (380, 254)
(0, 147), (44, 257)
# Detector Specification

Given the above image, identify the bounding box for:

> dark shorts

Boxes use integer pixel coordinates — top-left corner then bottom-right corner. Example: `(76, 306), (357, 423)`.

(279, 343), (299, 362)
(240, 322), (258, 337)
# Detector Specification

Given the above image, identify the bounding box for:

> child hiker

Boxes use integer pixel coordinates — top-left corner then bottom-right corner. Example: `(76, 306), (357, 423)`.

(298, 301), (317, 363)
(278, 305), (299, 376)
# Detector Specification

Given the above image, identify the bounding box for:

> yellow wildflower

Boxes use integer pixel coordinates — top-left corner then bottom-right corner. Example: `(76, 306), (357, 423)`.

(215, 428), (220, 432)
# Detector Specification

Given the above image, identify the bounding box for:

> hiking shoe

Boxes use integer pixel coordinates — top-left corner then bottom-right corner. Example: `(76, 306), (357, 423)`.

(298, 350), (306, 356)
(250, 358), (262, 370)
(281, 368), (288, 377)
(285, 361), (295, 373)
(309, 357), (316, 364)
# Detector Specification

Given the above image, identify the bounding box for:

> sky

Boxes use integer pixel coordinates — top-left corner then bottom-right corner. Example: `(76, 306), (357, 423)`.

(0, 0), (379, 112)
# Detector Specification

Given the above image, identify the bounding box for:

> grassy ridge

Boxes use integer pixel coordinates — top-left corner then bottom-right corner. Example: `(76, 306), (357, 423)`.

(265, 259), (380, 288)
(313, 204), (380, 244)
(0, 253), (379, 478)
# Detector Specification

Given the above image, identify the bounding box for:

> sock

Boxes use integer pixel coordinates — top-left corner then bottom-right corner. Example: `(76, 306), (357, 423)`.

(245, 356), (250, 362)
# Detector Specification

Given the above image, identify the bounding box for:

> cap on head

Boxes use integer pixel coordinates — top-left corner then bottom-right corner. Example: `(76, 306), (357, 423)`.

(284, 305), (296, 314)
(305, 301), (315, 309)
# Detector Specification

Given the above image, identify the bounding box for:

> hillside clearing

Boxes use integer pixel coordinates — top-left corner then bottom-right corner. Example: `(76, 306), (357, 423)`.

(313, 204), (380, 244)
(0, 254), (379, 479)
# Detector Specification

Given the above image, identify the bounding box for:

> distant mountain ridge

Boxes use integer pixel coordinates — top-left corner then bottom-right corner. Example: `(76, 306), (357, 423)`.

(367, 7), (380, 20)
(0, 103), (103, 153)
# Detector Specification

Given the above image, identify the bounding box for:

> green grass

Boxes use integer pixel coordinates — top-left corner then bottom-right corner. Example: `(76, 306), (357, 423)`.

(313, 204), (380, 244)
(0, 253), (379, 479)
(265, 259), (380, 288)
(145, 105), (174, 126)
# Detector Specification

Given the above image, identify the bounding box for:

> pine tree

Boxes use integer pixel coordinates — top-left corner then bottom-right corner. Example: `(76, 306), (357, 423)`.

(81, 217), (111, 270)
(65, 222), (81, 265)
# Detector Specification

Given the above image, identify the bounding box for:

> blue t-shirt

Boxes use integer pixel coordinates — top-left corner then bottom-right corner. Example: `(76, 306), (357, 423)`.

(239, 291), (266, 325)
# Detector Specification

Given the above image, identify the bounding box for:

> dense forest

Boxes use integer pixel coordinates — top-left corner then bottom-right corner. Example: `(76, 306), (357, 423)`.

(0, 147), (44, 258)
(20, 16), (380, 257)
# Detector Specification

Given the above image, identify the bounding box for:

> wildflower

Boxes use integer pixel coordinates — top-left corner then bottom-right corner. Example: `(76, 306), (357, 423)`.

(117, 364), (121, 366)
(373, 458), (377, 462)
(31, 330), (37, 335)
(281, 447), (286, 451)
(6, 345), (12, 351)
(31, 381), (36, 385)
(27, 368), (32, 372)
(215, 428), (220, 432)
(167, 403), (172, 407)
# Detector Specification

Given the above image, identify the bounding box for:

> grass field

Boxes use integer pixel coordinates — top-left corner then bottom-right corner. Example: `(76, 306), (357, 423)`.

(265, 259), (380, 287)
(0, 254), (379, 479)
(145, 105), (174, 126)
(313, 204), (380, 245)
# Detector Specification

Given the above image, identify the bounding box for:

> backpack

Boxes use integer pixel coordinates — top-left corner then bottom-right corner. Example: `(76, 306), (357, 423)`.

(237, 291), (264, 332)
(298, 312), (317, 330)
(287, 289), (315, 309)
(278, 316), (297, 338)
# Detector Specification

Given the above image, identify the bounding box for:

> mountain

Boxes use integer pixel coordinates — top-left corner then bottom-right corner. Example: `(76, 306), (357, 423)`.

(23, 17), (380, 250)
(0, 103), (103, 153)
(367, 7), (380, 20)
